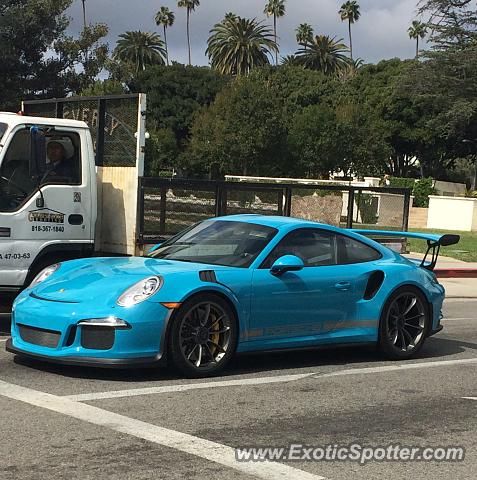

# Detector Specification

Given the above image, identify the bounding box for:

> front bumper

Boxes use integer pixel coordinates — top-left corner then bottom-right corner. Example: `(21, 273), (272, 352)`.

(6, 338), (162, 368)
(7, 291), (171, 367)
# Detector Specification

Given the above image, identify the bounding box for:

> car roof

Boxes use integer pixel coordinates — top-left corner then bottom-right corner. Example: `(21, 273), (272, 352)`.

(212, 214), (335, 230)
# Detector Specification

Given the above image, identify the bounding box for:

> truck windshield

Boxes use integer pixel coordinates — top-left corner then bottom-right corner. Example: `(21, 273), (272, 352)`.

(149, 220), (277, 268)
(0, 123), (7, 144)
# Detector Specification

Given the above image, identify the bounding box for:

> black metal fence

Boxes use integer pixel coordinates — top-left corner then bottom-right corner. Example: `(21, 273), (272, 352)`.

(138, 178), (411, 244)
(22, 94), (141, 167)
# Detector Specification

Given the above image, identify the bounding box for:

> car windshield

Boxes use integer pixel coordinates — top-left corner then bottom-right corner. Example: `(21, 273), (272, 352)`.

(149, 220), (278, 268)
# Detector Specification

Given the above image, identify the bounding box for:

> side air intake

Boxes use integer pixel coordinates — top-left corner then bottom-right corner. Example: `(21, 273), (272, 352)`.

(364, 271), (385, 300)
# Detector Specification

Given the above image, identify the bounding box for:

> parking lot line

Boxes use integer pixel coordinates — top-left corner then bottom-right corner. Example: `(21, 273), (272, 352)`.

(319, 358), (477, 378)
(0, 380), (324, 480)
(65, 373), (314, 402)
(65, 357), (477, 402)
(462, 397), (477, 401)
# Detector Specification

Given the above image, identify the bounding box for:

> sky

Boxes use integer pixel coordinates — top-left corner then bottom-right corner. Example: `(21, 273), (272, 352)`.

(66, 0), (427, 65)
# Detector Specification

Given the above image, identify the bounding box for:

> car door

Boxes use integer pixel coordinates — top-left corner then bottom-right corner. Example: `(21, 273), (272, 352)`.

(249, 228), (360, 343)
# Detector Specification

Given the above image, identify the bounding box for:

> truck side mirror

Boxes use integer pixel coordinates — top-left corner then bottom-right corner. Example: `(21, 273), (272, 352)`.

(29, 126), (47, 178)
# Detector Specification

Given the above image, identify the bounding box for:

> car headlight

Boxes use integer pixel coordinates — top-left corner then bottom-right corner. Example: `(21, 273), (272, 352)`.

(29, 263), (60, 288)
(117, 276), (162, 307)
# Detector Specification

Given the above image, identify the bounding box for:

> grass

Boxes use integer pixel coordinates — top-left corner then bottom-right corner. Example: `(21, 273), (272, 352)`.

(408, 228), (477, 262)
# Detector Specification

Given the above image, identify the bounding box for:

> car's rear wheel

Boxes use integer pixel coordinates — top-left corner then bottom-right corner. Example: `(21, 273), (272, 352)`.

(169, 294), (238, 378)
(378, 286), (430, 360)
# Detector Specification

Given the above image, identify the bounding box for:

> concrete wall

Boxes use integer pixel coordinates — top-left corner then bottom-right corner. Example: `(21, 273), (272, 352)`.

(434, 180), (466, 197)
(427, 195), (477, 231)
(409, 207), (429, 229)
(96, 166), (139, 255)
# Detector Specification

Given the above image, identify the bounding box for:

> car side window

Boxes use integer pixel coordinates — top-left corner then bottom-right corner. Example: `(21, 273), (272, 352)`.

(336, 234), (382, 264)
(0, 130), (81, 212)
(261, 229), (337, 268)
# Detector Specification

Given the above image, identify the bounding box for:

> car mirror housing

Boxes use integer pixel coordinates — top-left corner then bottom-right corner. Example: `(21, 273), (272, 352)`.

(270, 255), (304, 276)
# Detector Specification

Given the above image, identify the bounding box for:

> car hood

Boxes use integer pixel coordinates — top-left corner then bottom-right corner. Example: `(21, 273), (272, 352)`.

(31, 257), (227, 304)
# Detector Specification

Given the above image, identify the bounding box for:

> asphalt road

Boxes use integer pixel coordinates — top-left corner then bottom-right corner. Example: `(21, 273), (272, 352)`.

(0, 299), (475, 480)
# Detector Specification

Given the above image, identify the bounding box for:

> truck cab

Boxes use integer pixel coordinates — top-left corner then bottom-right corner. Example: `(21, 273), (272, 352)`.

(0, 113), (97, 293)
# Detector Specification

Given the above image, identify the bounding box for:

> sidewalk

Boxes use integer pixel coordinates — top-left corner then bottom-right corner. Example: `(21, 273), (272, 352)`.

(405, 253), (477, 298)
(440, 278), (477, 299)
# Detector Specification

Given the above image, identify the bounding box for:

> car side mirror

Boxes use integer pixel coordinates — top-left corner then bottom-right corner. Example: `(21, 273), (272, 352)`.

(29, 126), (47, 178)
(270, 255), (304, 276)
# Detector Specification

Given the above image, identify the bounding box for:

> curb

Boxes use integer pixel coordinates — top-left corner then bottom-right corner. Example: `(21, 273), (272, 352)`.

(435, 269), (477, 279)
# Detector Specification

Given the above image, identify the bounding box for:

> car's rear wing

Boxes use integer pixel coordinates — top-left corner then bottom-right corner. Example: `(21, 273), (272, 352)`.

(352, 230), (460, 271)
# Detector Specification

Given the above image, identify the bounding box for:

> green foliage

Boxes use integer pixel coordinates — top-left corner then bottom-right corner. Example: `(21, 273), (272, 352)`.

(207, 17), (277, 75)
(129, 64), (229, 143)
(0, 0), (108, 110)
(185, 74), (288, 177)
(295, 35), (350, 75)
(412, 178), (437, 207)
(389, 177), (436, 207)
(113, 31), (166, 74)
(388, 177), (416, 190)
(356, 193), (378, 224)
(145, 128), (180, 176)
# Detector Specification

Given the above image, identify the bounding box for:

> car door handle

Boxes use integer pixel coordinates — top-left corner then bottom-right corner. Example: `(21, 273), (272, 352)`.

(334, 281), (351, 291)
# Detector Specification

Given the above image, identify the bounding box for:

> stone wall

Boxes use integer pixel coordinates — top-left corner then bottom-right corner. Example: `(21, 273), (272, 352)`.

(291, 194), (343, 226)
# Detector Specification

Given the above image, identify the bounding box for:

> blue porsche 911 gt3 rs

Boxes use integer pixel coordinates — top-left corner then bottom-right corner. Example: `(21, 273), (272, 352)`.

(7, 215), (459, 377)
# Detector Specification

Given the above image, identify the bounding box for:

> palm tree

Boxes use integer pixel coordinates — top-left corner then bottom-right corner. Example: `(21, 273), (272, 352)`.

(207, 17), (278, 76)
(295, 35), (350, 75)
(81, 0), (87, 29)
(177, 0), (200, 65)
(339, 1), (361, 60)
(281, 54), (301, 67)
(263, 0), (286, 65)
(408, 20), (427, 59)
(296, 23), (314, 47)
(155, 6), (175, 66)
(114, 31), (167, 74)
(224, 12), (238, 23)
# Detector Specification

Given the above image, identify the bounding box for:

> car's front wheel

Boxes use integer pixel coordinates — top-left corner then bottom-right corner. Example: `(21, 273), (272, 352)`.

(378, 286), (430, 360)
(169, 293), (238, 378)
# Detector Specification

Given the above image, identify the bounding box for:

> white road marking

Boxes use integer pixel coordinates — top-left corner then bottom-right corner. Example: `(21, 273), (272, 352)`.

(318, 358), (477, 378)
(0, 380), (324, 480)
(442, 317), (477, 321)
(65, 373), (314, 401)
(66, 358), (477, 402)
(0, 337), (9, 342)
(462, 397), (477, 401)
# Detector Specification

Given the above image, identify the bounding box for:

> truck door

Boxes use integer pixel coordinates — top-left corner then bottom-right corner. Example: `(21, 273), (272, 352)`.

(0, 125), (94, 290)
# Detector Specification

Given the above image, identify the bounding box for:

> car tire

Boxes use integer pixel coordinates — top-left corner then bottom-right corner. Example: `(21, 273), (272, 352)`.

(168, 293), (238, 378)
(378, 286), (430, 360)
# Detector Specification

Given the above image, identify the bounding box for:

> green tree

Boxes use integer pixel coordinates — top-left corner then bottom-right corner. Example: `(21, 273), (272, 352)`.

(207, 17), (278, 75)
(263, 0), (286, 65)
(186, 75), (288, 176)
(295, 23), (314, 47)
(145, 128), (180, 176)
(295, 35), (350, 75)
(408, 21), (427, 59)
(0, 0), (108, 110)
(114, 31), (166, 74)
(177, 0), (200, 65)
(155, 7), (175, 66)
(129, 64), (229, 143)
(339, 1), (361, 60)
